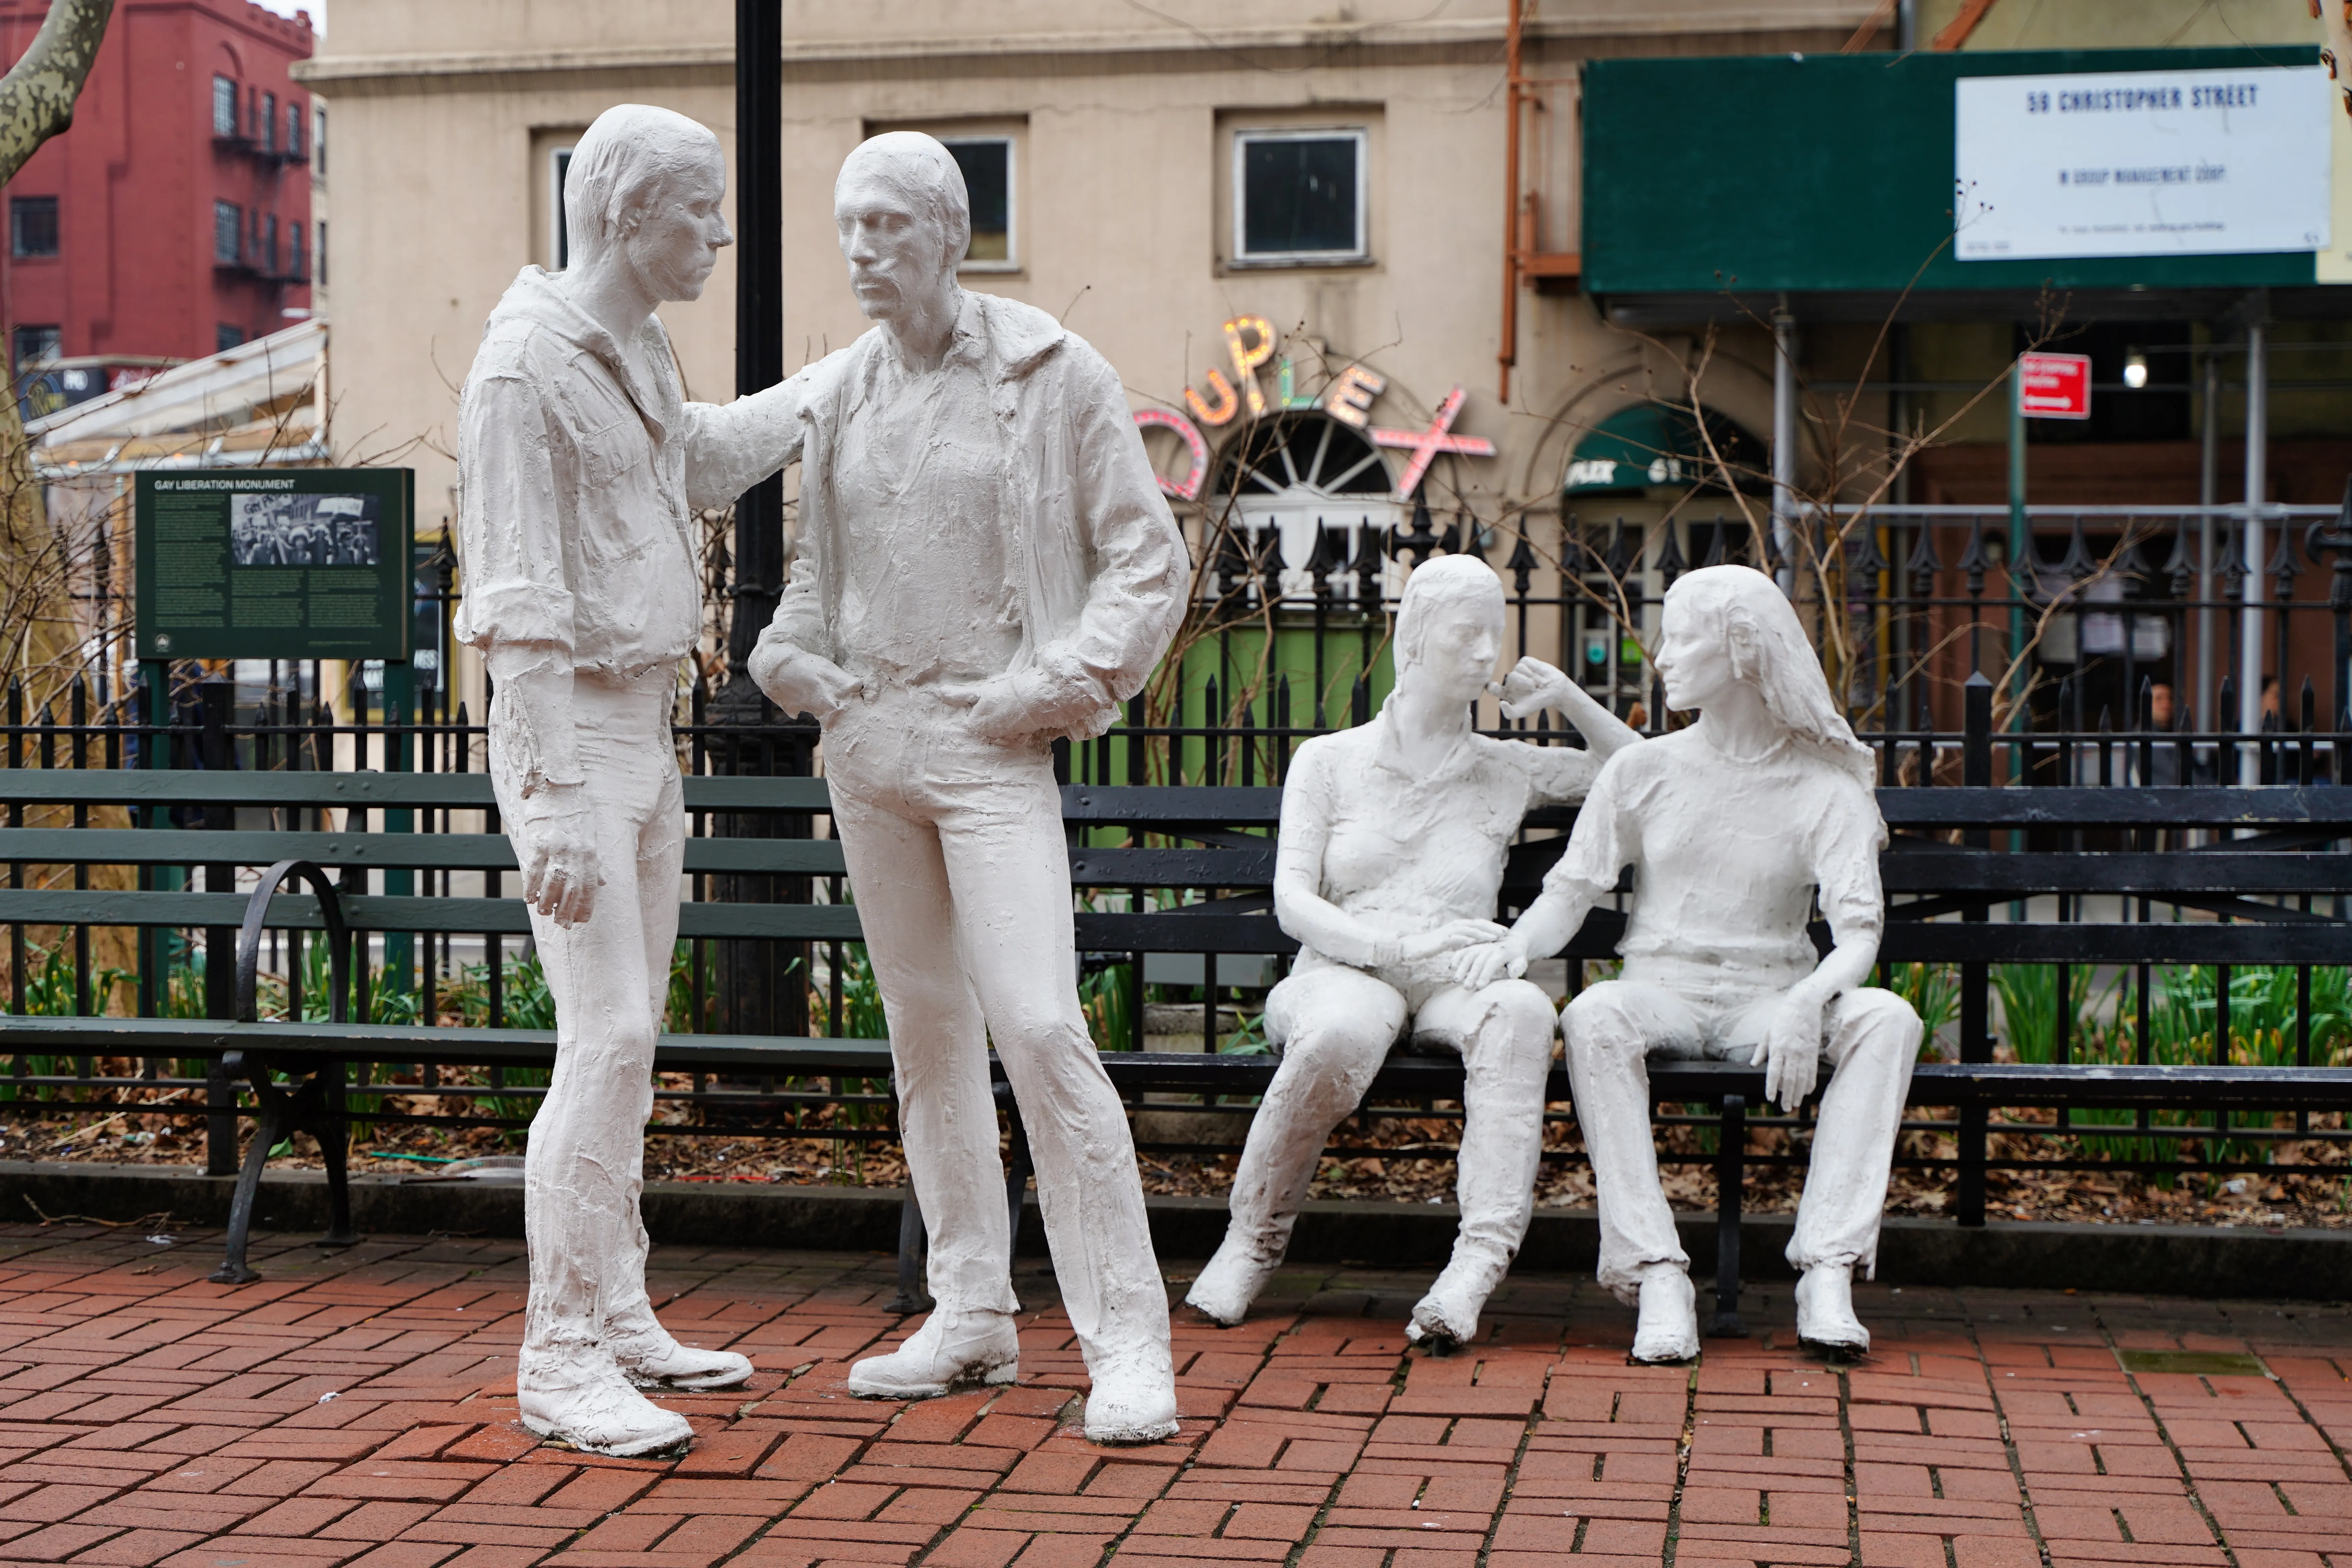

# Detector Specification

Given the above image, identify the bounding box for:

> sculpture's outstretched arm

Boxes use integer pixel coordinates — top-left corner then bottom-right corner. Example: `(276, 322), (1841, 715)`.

(1496, 657), (1640, 758)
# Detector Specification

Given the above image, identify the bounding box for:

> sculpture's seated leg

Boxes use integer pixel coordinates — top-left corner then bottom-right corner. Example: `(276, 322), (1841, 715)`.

(1187, 965), (1406, 1326)
(1561, 977), (1709, 1363)
(1785, 987), (1920, 1355)
(1401, 978), (1559, 1349)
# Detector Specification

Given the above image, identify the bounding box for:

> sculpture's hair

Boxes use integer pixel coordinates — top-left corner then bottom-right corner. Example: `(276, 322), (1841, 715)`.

(1394, 555), (1504, 676)
(836, 132), (972, 269)
(1663, 564), (1874, 786)
(563, 104), (722, 264)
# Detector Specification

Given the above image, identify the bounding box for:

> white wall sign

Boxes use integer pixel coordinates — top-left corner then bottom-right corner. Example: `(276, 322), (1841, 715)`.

(1954, 66), (2330, 261)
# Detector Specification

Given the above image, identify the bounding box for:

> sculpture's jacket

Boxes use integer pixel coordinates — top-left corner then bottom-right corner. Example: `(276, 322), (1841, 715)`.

(453, 265), (798, 684)
(765, 290), (1190, 742)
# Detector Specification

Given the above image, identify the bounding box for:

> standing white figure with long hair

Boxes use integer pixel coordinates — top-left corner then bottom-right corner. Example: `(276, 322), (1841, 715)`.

(1453, 565), (1921, 1361)
(456, 105), (809, 1455)
(1187, 555), (1639, 1345)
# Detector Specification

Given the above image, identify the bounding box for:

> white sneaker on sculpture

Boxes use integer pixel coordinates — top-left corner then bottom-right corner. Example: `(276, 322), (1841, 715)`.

(847, 1310), (1019, 1400)
(1630, 1269), (1700, 1364)
(1082, 1339), (1180, 1444)
(517, 1347), (695, 1458)
(1185, 1234), (1278, 1327)
(1795, 1263), (1870, 1356)
(1405, 1253), (1507, 1350)
(606, 1314), (755, 1392)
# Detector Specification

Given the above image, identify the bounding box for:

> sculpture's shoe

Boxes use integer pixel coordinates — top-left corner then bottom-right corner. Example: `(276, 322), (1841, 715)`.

(607, 1325), (755, 1392)
(846, 1311), (1019, 1400)
(1082, 1342), (1180, 1445)
(1795, 1265), (1870, 1356)
(518, 1351), (694, 1458)
(1630, 1270), (1700, 1364)
(1185, 1236), (1278, 1327)
(1404, 1255), (1506, 1351)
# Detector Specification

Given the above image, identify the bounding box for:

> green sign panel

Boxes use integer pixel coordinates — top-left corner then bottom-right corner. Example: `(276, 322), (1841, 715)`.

(135, 468), (414, 661)
(1583, 46), (2323, 298)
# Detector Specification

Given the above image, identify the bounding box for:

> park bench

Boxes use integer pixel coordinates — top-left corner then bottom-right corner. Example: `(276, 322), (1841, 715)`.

(3, 760), (2352, 1332)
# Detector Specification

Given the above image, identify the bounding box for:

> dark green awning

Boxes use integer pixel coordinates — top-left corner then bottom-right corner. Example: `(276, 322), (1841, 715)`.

(1564, 404), (1766, 494)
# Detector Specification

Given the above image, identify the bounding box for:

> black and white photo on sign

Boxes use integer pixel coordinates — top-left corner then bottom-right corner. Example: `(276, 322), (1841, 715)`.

(230, 493), (382, 568)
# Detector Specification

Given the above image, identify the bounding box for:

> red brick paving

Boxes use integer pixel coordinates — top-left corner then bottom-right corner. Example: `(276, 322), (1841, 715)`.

(0, 1224), (2341, 1567)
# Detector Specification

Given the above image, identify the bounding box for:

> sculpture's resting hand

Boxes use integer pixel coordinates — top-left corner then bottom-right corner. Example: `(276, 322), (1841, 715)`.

(1752, 985), (1826, 1113)
(748, 640), (868, 721)
(1449, 934), (1530, 992)
(520, 782), (602, 928)
(1494, 657), (1642, 758)
(1397, 919), (1510, 965)
(959, 656), (1105, 746)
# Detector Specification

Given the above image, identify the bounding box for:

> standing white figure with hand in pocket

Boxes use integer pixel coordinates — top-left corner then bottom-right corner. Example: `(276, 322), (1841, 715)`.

(747, 133), (1189, 1442)
(1187, 555), (1640, 1346)
(1450, 565), (1920, 1363)
(456, 105), (814, 1456)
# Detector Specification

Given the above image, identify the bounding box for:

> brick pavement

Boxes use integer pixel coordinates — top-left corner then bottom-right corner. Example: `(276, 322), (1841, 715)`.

(0, 1221), (2342, 1568)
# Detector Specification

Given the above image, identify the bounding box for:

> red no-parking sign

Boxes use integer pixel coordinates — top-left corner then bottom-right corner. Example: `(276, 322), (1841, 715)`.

(2017, 352), (2092, 420)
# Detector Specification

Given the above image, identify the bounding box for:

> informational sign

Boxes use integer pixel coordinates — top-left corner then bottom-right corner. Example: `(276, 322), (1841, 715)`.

(1955, 66), (2330, 261)
(135, 468), (414, 660)
(2017, 352), (2091, 420)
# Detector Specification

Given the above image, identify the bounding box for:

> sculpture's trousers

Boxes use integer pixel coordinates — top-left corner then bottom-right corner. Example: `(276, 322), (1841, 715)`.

(822, 693), (1171, 1371)
(1225, 961), (1558, 1278)
(490, 676), (683, 1366)
(1562, 969), (1921, 1301)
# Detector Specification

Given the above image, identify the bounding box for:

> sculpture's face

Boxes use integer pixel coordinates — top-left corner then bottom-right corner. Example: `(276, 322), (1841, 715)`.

(1404, 597), (1504, 707)
(1655, 597), (1738, 712)
(836, 169), (953, 324)
(621, 146), (732, 303)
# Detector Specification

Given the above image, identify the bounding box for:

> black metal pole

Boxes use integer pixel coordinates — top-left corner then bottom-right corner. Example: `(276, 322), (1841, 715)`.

(712, 0), (810, 1041)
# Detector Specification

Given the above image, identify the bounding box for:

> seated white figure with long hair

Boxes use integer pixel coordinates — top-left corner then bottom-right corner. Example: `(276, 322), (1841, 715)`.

(1187, 555), (1640, 1347)
(1453, 564), (1921, 1361)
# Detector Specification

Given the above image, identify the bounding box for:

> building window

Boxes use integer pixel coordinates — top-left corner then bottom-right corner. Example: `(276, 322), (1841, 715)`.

(1234, 128), (1367, 264)
(314, 105), (327, 178)
(13, 325), (59, 371)
(261, 92), (277, 152)
(214, 200), (240, 263)
(552, 146), (574, 269)
(941, 137), (1013, 268)
(212, 75), (237, 137)
(316, 220), (327, 286)
(10, 196), (57, 258)
(216, 324), (245, 354)
(247, 86), (259, 141)
(287, 221), (304, 281)
(264, 213), (279, 273)
(249, 207), (261, 261)
(285, 98), (303, 160)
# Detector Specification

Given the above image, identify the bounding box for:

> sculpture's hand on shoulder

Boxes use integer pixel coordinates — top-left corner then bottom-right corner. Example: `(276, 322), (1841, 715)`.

(1448, 935), (1529, 992)
(1495, 657), (1573, 722)
(1752, 989), (1825, 1112)
(521, 784), (603, 928)
(749, 641), (867, 721)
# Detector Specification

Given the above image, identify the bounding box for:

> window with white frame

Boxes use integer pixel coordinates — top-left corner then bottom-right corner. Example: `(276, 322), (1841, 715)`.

(1233, 128), (1367, 264)
(941, 137), (1014, 268)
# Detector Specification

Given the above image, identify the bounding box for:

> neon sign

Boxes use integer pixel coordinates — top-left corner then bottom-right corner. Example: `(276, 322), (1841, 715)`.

(1165, 316), (1497, 499)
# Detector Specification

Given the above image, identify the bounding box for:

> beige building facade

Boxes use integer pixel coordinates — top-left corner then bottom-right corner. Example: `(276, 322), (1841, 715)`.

(295, 0), (1884, 710)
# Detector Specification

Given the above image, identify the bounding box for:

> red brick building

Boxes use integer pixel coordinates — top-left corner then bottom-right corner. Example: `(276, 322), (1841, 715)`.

(0, 0), (315, 414)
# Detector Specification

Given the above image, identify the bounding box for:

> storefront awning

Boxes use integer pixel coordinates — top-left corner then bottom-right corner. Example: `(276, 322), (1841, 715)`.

(1563, 403), (1765, 494)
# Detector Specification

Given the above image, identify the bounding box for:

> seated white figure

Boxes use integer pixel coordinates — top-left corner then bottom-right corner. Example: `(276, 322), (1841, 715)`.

(1186, 555), (1640, 1347)
(1454, 564), (1921, 1362)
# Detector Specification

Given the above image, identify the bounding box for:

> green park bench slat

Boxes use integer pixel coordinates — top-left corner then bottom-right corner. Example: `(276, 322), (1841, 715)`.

(0, 828), (847, 877)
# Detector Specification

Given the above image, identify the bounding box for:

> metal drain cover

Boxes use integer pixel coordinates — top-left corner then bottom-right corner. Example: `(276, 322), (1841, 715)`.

(2114, 1350), (2268, 1377)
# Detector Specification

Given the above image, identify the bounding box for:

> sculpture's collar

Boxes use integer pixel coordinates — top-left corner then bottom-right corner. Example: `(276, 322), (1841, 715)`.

(874, 288), (1063, 384)
(1367, 696), (1481, 789)
(491, 265), (675, 433)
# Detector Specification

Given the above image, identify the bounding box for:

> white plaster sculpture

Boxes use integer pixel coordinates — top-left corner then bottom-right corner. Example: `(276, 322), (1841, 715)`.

(747, 133), (1190, 1443)
(1186, 556), (1641, 1346)
(1454, 564), (1920, 1362)
(455, 105), (810, 1456)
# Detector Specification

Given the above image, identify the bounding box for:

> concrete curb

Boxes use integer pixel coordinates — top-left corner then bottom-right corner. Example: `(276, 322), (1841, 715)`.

(0, 1160), (2341, 1299)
